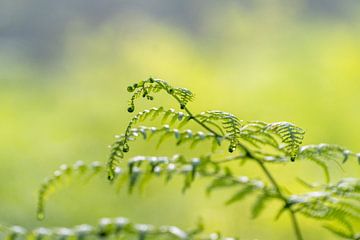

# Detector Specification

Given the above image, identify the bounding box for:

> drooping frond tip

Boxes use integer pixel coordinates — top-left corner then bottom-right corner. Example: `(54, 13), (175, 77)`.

(126, 78), (194, 113)
(264, 122), (305, 161)
(37, 161), (103, 220)
(196, 111), (242, 153)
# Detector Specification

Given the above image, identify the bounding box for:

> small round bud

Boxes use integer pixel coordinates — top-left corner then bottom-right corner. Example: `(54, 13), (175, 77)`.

(168, 88), (174, 94)
(133, 83), (138, 88)
(149, 78), (154, 83)
(127, 106), (134, 113)
(228, 146), (235, 153)
(127, 86), (134, 92)
(122, 144), (129, 152)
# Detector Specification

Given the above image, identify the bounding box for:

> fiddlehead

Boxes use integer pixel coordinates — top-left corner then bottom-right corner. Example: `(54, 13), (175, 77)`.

(126, 78), (194, 112)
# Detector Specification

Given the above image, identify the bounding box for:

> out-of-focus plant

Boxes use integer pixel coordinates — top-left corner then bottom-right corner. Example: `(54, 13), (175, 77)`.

(1, 79), (359, 240)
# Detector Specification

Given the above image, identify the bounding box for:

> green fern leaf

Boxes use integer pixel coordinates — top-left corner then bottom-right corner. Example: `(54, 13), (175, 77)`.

(196, 111), (242, 153)
(226, 185), (255, 205)
(1, 216), (237, 240)
(264, 122), (305, 161)
(251, 194), (270, 219)
(297, 144), (360, 183)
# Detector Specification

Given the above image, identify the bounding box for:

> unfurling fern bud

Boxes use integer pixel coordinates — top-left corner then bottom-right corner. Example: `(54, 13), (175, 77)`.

(127, 106), (134, 113)
(127, 86), (135, 92)
(122, 143), (129, 152)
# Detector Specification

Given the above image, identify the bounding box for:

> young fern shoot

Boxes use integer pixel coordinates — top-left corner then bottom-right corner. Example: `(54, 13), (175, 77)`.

(106, 78), (359, 240)
(27, 78), (360, 240)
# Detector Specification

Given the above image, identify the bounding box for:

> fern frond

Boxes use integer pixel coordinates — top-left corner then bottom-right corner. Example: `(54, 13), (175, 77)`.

(323, 224), (359, 240)
(288, 178), (360, 238)
(264, 122), (305, 161)
(238, 121), (279, 149)
(251, 193), (272, 219)
(194, 113), (305, 162)
(37, 161), (103, 220)
(126, 78), (194, 112)
(39, 156), (277, 221)
(297, 144), (360, 183)
(38, 156), (219, 219)
(196, 111), (242, 153)
(327, 178), (360, 196)
(206, 169), (278, 211)
(0, 217), (237, 240)
(108, 126), (223, 180)
(124, 107), (191, 140)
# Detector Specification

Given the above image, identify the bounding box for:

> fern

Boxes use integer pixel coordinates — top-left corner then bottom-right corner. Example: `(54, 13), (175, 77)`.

(195, 111), (242, 152)
(38, 158), (276, 219)
(4, 78), (359, 240)
(288, 178), (360, 239)
(263, 122), (305, 161)
(0, 217), (236, 240)
(108, 125), (223, 180)
(297, 144), (360, 183)
(126, 78), (194, 113)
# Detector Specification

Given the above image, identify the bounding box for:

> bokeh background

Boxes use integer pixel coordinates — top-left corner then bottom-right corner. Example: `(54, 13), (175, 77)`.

(1, 1), (360, 239)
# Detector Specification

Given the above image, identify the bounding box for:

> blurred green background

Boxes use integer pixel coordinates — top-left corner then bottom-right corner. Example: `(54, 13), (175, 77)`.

(1, 1), (360, 239)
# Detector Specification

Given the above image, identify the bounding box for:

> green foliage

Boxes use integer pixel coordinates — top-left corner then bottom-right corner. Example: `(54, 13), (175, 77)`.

(297, 144), (360, 183)
(264, 122), (305, 161)
(0, 217), (236, 240)
(289, 178), (360, 239)
(126, 78), (194, 113)
(2, 79), (358, 240)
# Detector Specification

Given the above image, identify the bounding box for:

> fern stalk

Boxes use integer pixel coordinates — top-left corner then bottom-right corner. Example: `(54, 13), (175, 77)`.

(31, 79), (360, 240)
(165, 95), (305, 240)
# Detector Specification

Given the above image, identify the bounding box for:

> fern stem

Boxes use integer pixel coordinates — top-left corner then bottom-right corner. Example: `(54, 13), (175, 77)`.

(256, 160), (284, 198)
(165, 84), (305, 240)
(214, 154), (246, 164)
(289, 209), (304, 240)
(183, 107), (223, 137)
(165, 88), (223, 137)
(255, 159), (304, 240)
(155, 80), (222, 137)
